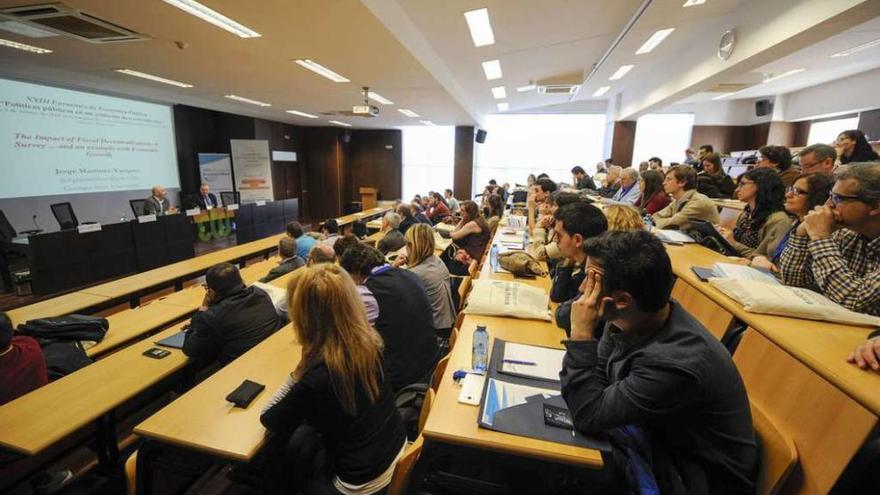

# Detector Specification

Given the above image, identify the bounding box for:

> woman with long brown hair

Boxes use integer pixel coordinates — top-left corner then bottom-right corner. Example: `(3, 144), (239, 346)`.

(260, 264), (406, 494)
(394, 224), (455, 336)
(450, 200), (491, 260)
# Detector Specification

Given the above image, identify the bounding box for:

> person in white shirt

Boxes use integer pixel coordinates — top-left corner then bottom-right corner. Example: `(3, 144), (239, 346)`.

(444, 189), (460, 214)
(143, 185), (178, 216)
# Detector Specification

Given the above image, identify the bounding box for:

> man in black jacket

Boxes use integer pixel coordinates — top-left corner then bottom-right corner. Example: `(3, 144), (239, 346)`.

(260, 237), (305, 283)
(571, 166), (597, 191)
(195, 183), (218, 210)
(183, 263), (280, 368)
(340, 243), (439, 392)
(561, 231), (757, 494)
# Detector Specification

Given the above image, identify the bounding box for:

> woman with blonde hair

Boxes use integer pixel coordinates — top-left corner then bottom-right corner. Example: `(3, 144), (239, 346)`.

(260, 264), (406, 495)
(604, 204), (645, 231)
(394, 223), (456, 336)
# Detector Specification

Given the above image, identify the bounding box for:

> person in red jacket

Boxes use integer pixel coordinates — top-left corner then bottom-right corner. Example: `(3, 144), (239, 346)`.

(637, 169), (672, 215)
(0, 311), (48, 406)
(425, 192), (451, 223)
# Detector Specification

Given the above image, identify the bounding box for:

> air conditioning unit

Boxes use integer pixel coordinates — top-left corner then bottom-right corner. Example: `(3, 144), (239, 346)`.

(537, 84), (581, 95)
(0, 3), (146, 43)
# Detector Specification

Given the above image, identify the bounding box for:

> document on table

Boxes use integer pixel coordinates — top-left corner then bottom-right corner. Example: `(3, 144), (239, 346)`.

(480, 378), (558, 426)
(712, 262), (780, 285)
(653, 229), (695, 243)
(500, 342), (565, 382)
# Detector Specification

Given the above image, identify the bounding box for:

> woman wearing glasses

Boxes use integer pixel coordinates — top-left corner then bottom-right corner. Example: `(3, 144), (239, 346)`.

(716, 168), (791, 259)
(750, 172), (835, 273)
(837, 129), (879, 165)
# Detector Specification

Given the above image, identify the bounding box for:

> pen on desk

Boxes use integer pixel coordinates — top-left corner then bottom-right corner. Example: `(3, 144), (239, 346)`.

(502, 359), (537, 366)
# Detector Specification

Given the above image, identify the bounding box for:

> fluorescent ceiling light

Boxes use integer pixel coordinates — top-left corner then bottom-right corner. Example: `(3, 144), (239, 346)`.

(420, 120), (436, 126)
(482, 59), (503, 80)
(329, 120), (351, 127)
(497, 102), (509, 112)
(491, 86), (507, 99)
(592, 86), (611, 97)
(636, 28), (675, 55)
(286, 110), (319, 118)
(115, 69), (192, 88)
(609, 64), (634, 80)
(294, 59), (350, 83)
(0, 37), (52, 54)
(762, 68), (805, 84)
(464, 8), (495, 47)
(367, 91), (393, 105)
(682, 0), (706, 6)
(398, 108), (420, 118)
(162, 0), (260, 38)
(517, 84), (536, 92)
(831, 38), (880, 57)
(224, 94), (271, 107)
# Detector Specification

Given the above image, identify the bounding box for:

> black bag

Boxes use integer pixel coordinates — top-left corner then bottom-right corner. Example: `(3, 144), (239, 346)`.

(18, 314), (109, 342)
(39, 340), (92, 381)
(394, 383), (430, 441)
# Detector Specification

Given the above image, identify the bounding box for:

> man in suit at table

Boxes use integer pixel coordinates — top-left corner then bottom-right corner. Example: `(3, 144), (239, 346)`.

(195, 183), (218, 210)
(143, 185), (178, 216)
(260, 237), (305, 283)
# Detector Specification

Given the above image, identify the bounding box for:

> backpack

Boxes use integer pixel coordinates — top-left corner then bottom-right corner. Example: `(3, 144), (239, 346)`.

(394, 383), (430, 441)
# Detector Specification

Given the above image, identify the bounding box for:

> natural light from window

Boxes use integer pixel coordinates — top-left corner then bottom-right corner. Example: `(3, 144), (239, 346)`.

(632, 113), (695, 167)
(401, 126), (455, 202)
(807, 116), (860, 146)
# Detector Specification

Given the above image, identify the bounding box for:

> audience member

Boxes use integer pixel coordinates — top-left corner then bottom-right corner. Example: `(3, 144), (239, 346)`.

(320, 219), (341, 247)
(606, 168), (641, 205)
(848, 329), (880, 372)
(697, 152), (736, 198)
(779, 163), (880, 315)
(528, 191), (581, 263)
(560, 231), (757, 494)
(307, 244), (337, 266)
(716, 168), (791, 259)
(597, 165), (622, 198)
(685, 144), (713, 171)
(411, 203), (431, 224)
(751, 172), (834, 272)
(604, 204), (645, 231)
(638, 161), (649, 173)
(333, 236), (360, 259)
(340, 244), (439, 391)
(651, 165), (721, 229)
(648, 157), (663, 170)
(450, 200), (491, 264)
(571, 166), (597, 191)
(394, 224), (455, 336)
(531, 177), (558, 205)
(182, 263), (280, 367)
(286, 221), (317, 260)
(798, 144), (837, 174)
(485, 193), (505, 230)
(0, 311), (48, 406)
(636, 169), (671, 215)
(426, 192), (451, 223)
(260, 237), (305, 283)
(376, 212), (406, 255)
(396, 204), (418, 234)
(444, 189), (461, 214)
(260, 264), (406, 494)
(757, 145), (798, 188)
(837, 129), (880, 165)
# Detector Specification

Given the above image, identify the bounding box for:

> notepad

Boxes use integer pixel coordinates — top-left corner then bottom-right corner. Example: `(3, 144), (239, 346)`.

(458, 373), (486, 405)
(712, 262), (780, 285)
(653, 229), (695, 243)
(500, 342), (565, 382)
(155, 330), (186, 349)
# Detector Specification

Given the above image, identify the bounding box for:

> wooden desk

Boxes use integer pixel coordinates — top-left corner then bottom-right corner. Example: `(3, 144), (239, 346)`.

(335, 207), (390, 227)
(0, 322), (190, 456)
(134, 325), (299, 461)
(7, 292), (110, 327)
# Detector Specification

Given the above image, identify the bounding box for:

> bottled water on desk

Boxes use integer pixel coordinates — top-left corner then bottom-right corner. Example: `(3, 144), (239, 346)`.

(472, 325), (489, 372)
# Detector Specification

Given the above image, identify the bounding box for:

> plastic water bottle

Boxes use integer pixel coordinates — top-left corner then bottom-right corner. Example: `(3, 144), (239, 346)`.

(643, 214), (653, 232)
(472, 325), (489, 372)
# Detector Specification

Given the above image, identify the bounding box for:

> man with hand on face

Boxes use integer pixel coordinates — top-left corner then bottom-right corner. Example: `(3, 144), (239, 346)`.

(560, 231), (757, 494)
(779, 163), (880, 316)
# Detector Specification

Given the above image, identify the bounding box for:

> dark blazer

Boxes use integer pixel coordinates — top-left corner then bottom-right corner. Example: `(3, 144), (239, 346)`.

(183, 285), (281, 366)
(195, 193), (218, 210)
(259, 256), (305, 283)
(398, 216), (417, 235)
(576, 175), (597, 191)
(377, 230), (406, 254)
(143, 196), (171, 216)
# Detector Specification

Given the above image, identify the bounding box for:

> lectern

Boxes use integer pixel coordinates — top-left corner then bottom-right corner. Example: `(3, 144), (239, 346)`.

(359, 187), (378, 210)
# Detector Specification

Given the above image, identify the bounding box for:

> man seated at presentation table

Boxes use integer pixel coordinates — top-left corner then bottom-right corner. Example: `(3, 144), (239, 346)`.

(143, 185), (178, 216)
(651, 165), (720, 229)
(260, 237), (305, 283)
(560, 231), (757, 494)
(194, 183), (218, 210)
(182, 263), (281, 369)
(779, 163), (880, 316)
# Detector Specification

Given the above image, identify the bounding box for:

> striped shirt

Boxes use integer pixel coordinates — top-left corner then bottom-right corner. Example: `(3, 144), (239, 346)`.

(779, 229), (880, 316)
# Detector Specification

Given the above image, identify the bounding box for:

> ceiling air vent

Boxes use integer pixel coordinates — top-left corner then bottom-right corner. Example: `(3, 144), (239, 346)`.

(537, 84), (581, 95)
(0, 3), (146, 43)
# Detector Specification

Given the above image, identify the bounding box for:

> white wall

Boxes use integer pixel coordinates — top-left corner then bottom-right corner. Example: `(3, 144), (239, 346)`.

(784, 68), (880, 121)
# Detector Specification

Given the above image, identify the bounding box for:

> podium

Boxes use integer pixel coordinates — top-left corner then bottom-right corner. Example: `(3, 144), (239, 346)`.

(359, 187), (378, 210)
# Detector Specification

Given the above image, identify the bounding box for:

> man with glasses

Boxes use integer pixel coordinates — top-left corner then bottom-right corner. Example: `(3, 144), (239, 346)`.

(798, 144), (837, 174)
(779, 163), (880, 316)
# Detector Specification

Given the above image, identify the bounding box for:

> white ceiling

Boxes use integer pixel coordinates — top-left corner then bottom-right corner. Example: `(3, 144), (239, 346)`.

(0, 0), (879, 129)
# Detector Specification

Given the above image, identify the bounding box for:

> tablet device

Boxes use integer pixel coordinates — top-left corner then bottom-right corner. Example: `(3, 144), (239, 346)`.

(155, 330), (187, 349)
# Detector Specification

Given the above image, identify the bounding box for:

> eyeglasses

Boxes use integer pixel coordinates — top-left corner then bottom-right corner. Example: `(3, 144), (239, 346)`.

(737, 180), (756, 188)
(829, 192), (876, 206)
(786, 186), (809, 196)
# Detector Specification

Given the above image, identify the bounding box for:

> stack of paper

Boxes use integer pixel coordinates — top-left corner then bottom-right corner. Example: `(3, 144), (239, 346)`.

(712, 262), (780, 285)
(500, 342), (565, 382)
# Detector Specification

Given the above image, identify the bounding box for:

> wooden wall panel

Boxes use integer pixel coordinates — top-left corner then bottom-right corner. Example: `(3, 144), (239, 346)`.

(349, 129), (402, 202)
(744, 122), (771, 151)
(611, 121), (637, 168)
(253, 118), (304, 202)
(302, 127), (347, 220)
(690, 125), (748, 154)
(454, 126), (475, 200)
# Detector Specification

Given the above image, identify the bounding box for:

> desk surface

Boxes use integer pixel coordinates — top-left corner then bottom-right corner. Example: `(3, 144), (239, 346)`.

(7, 292), (111, 327)
(335, 207), (390, 227)
(0, 322), (190, 455)
(666, 243), (880, 416)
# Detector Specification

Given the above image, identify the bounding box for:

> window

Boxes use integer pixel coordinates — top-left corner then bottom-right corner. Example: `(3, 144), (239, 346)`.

(632, 113), (695, 167)
(401, 126), (455, 202)
(808, 116), (860, 146)
(473, 114), (606, 192)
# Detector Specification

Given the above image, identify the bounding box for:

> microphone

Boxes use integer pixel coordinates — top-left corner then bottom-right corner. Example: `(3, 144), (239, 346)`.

(32, 214), (40, 231)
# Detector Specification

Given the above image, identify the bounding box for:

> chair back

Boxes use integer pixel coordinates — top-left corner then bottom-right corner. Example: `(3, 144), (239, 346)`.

(387, 388), (435, 495)
(50, 202), (79, 230)
(129, 199), (148, 217)
(431, 355), (449, 391)
(457, 276), (472, 312)
(0, 209), (16, 241)
(353, 220), (367, 238)
(220, 191), (240, 206)
(752, 402), (798, 495)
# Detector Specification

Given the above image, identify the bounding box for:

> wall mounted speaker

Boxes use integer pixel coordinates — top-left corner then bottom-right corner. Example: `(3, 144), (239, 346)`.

(475, 129), (487, 143)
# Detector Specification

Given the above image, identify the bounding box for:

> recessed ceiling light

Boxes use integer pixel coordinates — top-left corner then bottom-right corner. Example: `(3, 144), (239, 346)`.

(491, 86), (507, 99)
(398, 108), (420, 118)
(482, 59), (503, 80)
(831, 37), (880, 57)
(516, 84), (536, 92)
(592, 86), (611, 97)
(636, 28), (675, 55)
(420, 120), (436, 126)
(464, 8), (495, 47)
(224, 94), (271, 107)
(294, 59), (350, 83)
(329, 120), (352, 127)
(0, 37), (52, 54)
(162, 0), (260, 38)
(286, 110), (319, 118)
(762, 68), (805, 84)
(367, 91), (394, 105)
(682, 0), (706, 6)
(609, 64), (634, 80)
(115, 69), (193, 88)
(497, 102), (509, 112)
